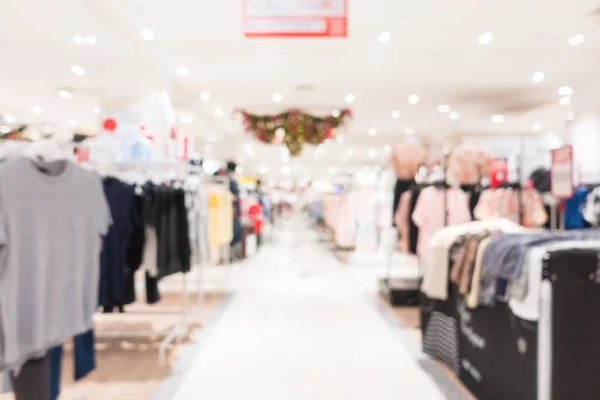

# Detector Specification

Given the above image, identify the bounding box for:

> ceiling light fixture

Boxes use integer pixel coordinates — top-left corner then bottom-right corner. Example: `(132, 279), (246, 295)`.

(72, 35), (83, 44)
(176, 66), (189, 77)
(258, 165), (268, 174)
(478, 32), (493, 45)
(4, 114), (16, 123)
(391, 110), (401, 119)
(532, 123), (543, 132)
(566, 113), (575, 121)
(344, 94), (355, 104)
(404, 127), (416, 135)
(331, 109), (341, 117)
(141, 28), (155, 41)
(437, 104), (451, 113)
(368, 148), (379, 158)
(531, 71), (545, 83)
(569, 34), (585, 46)
(378, 31), (392, 43)
(200, 92), (211, 101)
(180, 115), (193, 124)
(558, 86), (573, 96)
(559, 96), (572, 106)
(67, 118), (77, 127)
(214, 107), (224, 116)
(31, 105), (42, 115)
(93, 106), (101, 115)
(408, 94), (420, 105)
(71, 65), (86, 77)
(368, 128), (378, 136)
(272, 92), (282, 102)
(449, 111), (460, 120)
(491, 114), (505, 123)
(58, 89), (72, 99)
(84, 36), (97, 45)
(384, 144), (392, 153)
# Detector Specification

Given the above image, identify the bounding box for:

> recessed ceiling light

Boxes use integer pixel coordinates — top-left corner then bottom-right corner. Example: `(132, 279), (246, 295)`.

(384, 144), (392, 152)
(491, 114), (505, 123)
(200, 92), (211, 101)
(176, 66), (189, 77)
(328, 166), (337, 175)
(569, 34), (585, 46)
(72, 35), (83, 45)
(368, 148), (379, 158)
(67, 118), (77, 127)
(141, 28), (156, 41)
(331, 109), (341, 117)
(559, 96), (572, 106)
(532, 123), (543, 132)
(368, 128), (378, 136)
(558, 86), (573, 96)
(93, 106), (101, 115)
(404, 127), (416, 135)
(378, 31), (392, 43)
(84, 36), (96, 45)
(71, 65), (86, 77)
(408, 94), (420, 105)
(531, 72), (545, 83)
(4, 114), (16, 123)
(449, 111), (460, 120)
(258, 165), (268, 174)
(0, 125), (10, 134)
(31, 105), (42, 114)
(214, 107), (224, 116)
(272, 92), (282, 102)
(566, 112), (575, 121)
(391, 110), (401, 119)
(437, 104), (451, 113)
(58, 89), (72, 99)
(344, 94), (355, 104)
(180, 115), (193, 124)
(478, 32), (493, 45)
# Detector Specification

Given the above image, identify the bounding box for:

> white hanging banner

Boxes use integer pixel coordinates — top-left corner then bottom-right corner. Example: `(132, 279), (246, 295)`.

(550, 145), (574, 199)
(243, 0), (347, 38)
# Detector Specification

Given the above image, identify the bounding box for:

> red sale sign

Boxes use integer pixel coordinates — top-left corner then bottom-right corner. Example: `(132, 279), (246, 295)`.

(243, 0), (348, 38)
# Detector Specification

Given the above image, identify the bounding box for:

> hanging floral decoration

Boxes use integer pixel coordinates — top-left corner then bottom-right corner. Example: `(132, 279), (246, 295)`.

(238, 109), (352, 156)
(0, 116), (28, 141)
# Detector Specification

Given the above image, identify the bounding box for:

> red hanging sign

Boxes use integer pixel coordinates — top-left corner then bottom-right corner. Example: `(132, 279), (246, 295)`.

(102, 118), (117, 132)
(551, 145), (574, 199)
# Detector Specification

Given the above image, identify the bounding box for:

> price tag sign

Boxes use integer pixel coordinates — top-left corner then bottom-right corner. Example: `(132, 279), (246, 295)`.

(551, 145), (574, 199)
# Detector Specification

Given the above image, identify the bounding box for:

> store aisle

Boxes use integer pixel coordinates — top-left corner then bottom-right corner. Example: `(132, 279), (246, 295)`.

(172, 216), (446, 400)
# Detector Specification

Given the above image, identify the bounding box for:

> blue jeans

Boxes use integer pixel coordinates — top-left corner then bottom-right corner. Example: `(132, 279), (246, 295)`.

(49, 330), (96, 400)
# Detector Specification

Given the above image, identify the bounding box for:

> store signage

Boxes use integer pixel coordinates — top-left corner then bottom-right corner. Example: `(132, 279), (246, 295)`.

(551, 145), (574, 199)
(243, 0), (348, 38)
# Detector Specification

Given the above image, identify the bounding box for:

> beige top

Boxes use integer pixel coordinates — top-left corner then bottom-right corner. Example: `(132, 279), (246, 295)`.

(391, 142), (428, 179)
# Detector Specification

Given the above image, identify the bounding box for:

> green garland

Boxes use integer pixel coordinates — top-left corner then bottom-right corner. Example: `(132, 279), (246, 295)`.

(239, 109), (352, 156)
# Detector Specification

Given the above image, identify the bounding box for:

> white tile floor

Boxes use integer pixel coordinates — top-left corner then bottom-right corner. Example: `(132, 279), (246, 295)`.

(172, 216), (446, 400)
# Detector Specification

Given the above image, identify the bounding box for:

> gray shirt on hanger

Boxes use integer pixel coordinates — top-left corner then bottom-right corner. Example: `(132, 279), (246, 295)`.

(0, 157), (112, 371)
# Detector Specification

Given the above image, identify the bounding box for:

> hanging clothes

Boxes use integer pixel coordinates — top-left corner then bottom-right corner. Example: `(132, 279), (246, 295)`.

(411, 186), (472, 263)
(565, 187), (591, 229)
(474, 187), (547, 227)
(0, 156), (111, 371)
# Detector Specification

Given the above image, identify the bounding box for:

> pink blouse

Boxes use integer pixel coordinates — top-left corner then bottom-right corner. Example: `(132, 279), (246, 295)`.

(474, 188), (547, 227)
(412, 187), (472, 261)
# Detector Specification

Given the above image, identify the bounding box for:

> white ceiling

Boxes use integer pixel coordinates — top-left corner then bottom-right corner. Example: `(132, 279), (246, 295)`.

(0, 0), (599, 178)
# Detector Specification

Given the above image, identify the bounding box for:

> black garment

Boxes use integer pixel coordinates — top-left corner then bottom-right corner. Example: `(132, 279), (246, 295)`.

(392, 179), (415, 226)
(99, 177), (138, 312)
(125, 192), (146, 305)
(154, 187), (192, 279)
(546, 249), (600, 400)
(407, 185), (422, 254)
(460, 184), (481, 220)
(10, 354), (50, 400)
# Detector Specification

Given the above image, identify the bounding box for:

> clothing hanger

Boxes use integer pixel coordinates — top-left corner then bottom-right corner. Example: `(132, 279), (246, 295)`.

(24, 138), (65, 162)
